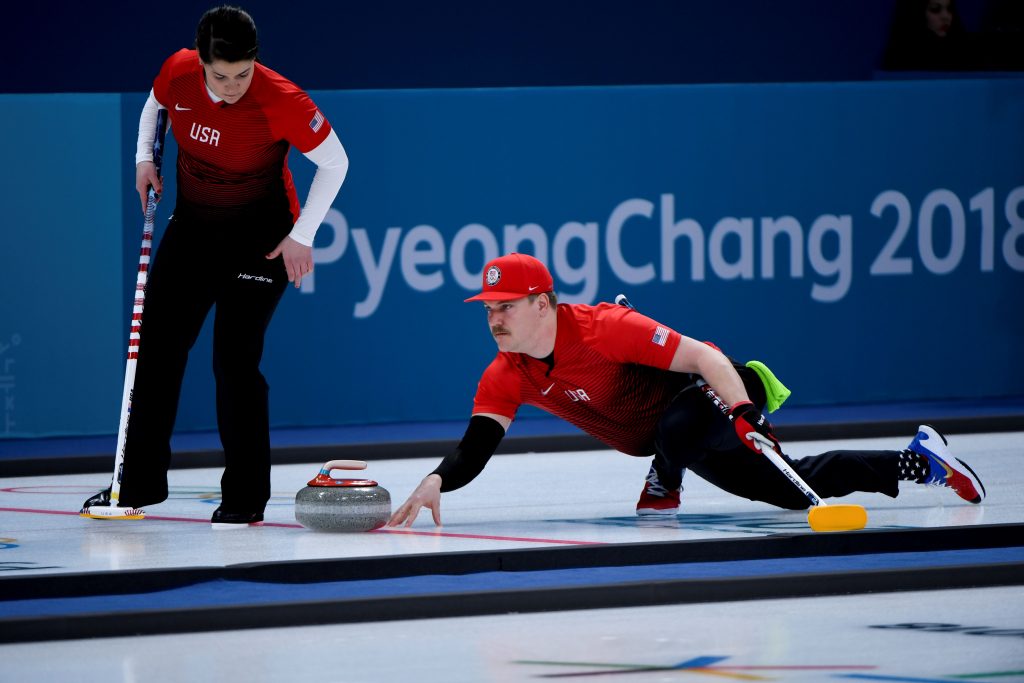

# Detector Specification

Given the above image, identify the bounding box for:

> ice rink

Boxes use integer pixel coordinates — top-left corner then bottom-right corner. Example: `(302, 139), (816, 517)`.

(1, 430), (1021, 681)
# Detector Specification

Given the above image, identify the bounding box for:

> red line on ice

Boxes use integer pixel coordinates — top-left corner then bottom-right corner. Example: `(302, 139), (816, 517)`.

(0, 507), (604, 545)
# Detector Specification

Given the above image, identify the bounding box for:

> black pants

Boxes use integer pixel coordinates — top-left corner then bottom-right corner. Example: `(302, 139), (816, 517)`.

(653, 369), (901, 510)
(119, 202), (290, 513)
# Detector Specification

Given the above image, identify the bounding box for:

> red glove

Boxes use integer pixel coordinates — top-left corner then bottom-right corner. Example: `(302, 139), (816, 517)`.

(729, 401), (781, 455)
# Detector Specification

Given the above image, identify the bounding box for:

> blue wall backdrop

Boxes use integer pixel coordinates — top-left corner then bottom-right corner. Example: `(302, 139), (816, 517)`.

(1, 79), (1022, 438)
(0, 95), (125, 437)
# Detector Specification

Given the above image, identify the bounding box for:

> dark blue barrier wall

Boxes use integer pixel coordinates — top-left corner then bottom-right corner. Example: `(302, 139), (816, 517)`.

(4, 0), (907, 92)
(7, 1), (1018, 95)
(2, 78), (1022, 438)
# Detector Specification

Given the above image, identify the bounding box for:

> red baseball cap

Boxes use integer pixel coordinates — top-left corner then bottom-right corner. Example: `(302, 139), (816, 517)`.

(464, 253), (554, 302)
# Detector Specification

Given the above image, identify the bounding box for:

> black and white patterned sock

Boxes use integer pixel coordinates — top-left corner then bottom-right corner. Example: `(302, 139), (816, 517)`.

(898, 450), (930, 483)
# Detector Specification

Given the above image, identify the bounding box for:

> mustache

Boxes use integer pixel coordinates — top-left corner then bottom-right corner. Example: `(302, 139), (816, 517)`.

(491, 325), (510, 336)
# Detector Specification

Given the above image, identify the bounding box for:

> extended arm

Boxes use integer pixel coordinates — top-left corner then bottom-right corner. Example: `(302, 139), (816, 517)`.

(668, 336), (749, 406)
(668, 335), (780, 454)
(387, 413), (509, 527)
(265, 129), (349, 288)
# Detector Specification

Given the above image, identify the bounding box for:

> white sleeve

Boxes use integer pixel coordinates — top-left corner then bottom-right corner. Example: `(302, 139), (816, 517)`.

(136, 90), (168, 165)
(288, 129), (349, 247)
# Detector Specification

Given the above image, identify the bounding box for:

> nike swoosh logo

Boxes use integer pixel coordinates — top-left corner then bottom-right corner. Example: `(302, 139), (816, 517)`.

(528, 286), (539, 291)
(175, 104), (191, 111)
(541, 383), (555, 395)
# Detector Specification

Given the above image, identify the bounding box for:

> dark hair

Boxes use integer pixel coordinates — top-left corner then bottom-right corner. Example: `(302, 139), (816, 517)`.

(887, 0), (968, 42)
(195, 5), (259, 64)
(882, 0), (973, 70)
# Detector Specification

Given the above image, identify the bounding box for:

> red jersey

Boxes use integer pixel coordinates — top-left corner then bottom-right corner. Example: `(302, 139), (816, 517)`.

(152, 49), (331, 220)
(472, 303), (693, 456)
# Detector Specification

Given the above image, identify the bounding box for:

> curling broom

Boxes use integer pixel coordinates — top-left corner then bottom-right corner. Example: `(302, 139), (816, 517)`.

(81, 107), (169, 520)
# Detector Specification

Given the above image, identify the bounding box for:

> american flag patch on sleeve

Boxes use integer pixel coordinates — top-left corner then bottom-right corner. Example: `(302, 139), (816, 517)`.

(309, 110), (325, 133)
(651, 325), (669, 346)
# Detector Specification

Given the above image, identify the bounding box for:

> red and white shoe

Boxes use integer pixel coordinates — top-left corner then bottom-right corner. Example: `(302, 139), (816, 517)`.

(636, 463), (681, 516)
(909, 425), (986, 504)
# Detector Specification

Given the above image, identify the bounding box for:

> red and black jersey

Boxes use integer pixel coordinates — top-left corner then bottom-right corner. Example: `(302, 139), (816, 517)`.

(153, 49), (331, 221)
(473, 303), (694, 456)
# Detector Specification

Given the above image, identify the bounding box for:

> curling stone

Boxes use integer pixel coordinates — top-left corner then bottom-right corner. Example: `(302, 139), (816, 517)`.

(294, 460), (391, 532)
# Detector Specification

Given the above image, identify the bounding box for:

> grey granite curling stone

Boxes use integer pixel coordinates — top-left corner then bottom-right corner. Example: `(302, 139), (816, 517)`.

(294, 460), (391, 532)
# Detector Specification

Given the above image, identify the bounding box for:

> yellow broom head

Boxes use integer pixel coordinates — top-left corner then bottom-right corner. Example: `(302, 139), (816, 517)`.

(807, 504), (867, 532)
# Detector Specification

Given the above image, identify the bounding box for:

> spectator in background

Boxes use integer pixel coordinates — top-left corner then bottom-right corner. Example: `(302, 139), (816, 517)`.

(882, 0), (977, 70)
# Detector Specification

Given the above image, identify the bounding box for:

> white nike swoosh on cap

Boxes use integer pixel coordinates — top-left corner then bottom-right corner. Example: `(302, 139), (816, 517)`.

(528, 285), (539, 291)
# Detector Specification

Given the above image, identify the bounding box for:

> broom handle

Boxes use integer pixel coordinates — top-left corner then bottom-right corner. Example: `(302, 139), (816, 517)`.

(696, 380), (826, 508)
(109, 107), (168, 505)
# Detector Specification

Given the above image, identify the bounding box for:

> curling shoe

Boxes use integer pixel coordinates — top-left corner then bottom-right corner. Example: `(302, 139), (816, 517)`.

(636, 463), (681, 516)
(79, 486), (147, 519)
(80, 486), (164, 511)
(80, 487), (113, 512)
(79, 487), (140, 512)
(211, 507), (264, 528)
(908, 424), (986, 504)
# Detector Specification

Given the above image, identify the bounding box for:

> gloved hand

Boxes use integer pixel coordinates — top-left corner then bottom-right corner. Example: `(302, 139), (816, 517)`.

(729, 401), (781, 455)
